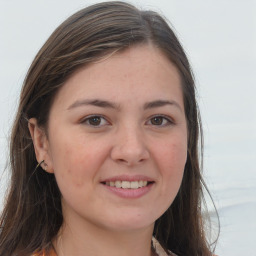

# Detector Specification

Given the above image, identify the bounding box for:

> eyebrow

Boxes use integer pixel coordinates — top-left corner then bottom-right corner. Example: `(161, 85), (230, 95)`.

(67, 99), (120, 110)
(67, 99), (182, 112)
(143, 100), (182, 111)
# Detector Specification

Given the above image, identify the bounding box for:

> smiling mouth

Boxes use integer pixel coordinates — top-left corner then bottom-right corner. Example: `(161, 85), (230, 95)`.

(102, 180), (154, 189)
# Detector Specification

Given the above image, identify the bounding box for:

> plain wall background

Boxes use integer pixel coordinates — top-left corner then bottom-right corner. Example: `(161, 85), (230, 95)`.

(1, 1), (256, 255)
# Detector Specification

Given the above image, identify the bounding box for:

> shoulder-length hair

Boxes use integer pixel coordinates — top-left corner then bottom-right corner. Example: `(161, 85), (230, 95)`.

(0, 1), (218, 255)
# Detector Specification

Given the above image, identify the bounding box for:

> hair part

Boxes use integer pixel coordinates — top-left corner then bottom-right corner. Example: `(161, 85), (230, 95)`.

(0, 2), (218, 255)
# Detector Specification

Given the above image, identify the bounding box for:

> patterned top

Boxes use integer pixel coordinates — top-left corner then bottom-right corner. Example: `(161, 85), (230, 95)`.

(152, 237), (177, 256)
(31, 237), (218, 256)
(32, 237), (176, 256)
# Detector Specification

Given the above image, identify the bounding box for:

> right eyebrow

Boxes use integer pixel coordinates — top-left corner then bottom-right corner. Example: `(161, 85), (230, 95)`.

(67, 99), (121, 111)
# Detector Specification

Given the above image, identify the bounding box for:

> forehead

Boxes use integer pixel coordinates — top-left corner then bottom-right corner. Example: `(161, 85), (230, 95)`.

(51, 44), (183, 111)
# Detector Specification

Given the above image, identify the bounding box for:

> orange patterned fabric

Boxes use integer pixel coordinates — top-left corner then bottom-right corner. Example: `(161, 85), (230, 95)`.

(32, 241), (175, 256)
(32, 248), (57, 256)
(31, 240), (216, 256)
(32, 244), (174, 256)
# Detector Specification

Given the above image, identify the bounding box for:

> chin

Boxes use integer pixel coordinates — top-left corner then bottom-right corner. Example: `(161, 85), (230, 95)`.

(102, 212), (157, 232)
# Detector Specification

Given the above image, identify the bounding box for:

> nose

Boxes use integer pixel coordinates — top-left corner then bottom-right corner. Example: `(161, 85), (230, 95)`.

(110, 125), (150, 166)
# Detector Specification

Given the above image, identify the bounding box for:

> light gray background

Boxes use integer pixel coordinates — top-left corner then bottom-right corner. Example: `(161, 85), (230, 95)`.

(0, 1), (256, 255)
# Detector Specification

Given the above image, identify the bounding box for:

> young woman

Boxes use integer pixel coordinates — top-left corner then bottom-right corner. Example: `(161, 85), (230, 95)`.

(0, 1), (218, 255)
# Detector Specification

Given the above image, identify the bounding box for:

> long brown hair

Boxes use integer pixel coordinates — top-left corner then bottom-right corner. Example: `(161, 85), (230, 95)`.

(0, 2), (218, 255)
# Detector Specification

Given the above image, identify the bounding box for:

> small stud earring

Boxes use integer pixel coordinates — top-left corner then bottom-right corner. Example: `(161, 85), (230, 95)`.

(36, 160), (48, 170)
(36, 160), (45, 169)
(43, 162), (48, 170)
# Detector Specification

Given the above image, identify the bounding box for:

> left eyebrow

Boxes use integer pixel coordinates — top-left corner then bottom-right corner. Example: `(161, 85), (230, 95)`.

(143, 100), (182, 112)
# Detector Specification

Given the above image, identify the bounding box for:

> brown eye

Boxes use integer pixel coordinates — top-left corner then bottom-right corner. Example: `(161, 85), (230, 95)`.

(88, 116), (102, 126)
(147, 115), (173, 127)
(82, 115), (109, 127)
(151, 116), (164, 125)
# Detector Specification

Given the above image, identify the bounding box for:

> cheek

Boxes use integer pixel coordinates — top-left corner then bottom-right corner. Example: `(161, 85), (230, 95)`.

(49, 135), (104, 188)
(157, 138), (187, 172)
(154, 136), (187, 194)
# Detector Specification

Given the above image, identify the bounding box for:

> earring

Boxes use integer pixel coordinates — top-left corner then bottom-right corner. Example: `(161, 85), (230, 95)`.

(42, 162), (48, 170)
(36, 160), (44, 169)
(36, 160), (48, 170)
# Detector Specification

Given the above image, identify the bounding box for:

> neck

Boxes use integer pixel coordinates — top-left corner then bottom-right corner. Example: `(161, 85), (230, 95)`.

(53, 218), (155, 256)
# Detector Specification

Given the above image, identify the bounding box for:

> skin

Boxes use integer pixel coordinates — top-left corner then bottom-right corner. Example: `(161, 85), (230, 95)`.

(29, 44), (188, 256)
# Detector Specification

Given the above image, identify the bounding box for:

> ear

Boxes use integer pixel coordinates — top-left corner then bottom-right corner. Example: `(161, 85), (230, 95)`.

(28, 118), (54, 173)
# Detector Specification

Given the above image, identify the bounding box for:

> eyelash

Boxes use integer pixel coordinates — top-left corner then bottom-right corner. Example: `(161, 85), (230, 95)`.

(81, 114), (174, 128)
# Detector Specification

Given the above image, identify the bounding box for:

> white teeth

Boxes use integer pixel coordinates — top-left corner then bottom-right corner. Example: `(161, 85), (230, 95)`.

(106, 180), (149, 189)
(130, 181), (139, 189)
(122, 181), (131, 189)
(115, 181), (122, 188)
(138, 181), (143, 188)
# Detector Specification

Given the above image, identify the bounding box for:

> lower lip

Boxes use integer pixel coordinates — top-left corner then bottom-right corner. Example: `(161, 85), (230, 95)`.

(102, 183), (154, 199)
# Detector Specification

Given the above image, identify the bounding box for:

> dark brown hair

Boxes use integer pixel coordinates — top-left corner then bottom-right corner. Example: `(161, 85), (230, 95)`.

(0, 2), (218, 255)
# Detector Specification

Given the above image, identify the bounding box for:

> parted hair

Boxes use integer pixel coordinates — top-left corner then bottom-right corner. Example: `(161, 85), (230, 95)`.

(0, 2), (218, 255)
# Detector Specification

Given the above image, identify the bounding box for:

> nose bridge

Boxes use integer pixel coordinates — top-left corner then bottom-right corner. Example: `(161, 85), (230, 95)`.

(122, 123), (143, 148)
(111, 122), (149, 166)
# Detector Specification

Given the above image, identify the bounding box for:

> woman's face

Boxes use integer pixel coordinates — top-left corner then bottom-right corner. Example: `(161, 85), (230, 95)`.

(39, 45), (187, 232)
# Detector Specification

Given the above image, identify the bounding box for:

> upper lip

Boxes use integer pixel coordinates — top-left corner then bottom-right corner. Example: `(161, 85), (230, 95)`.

(101, 175), (155, 183)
